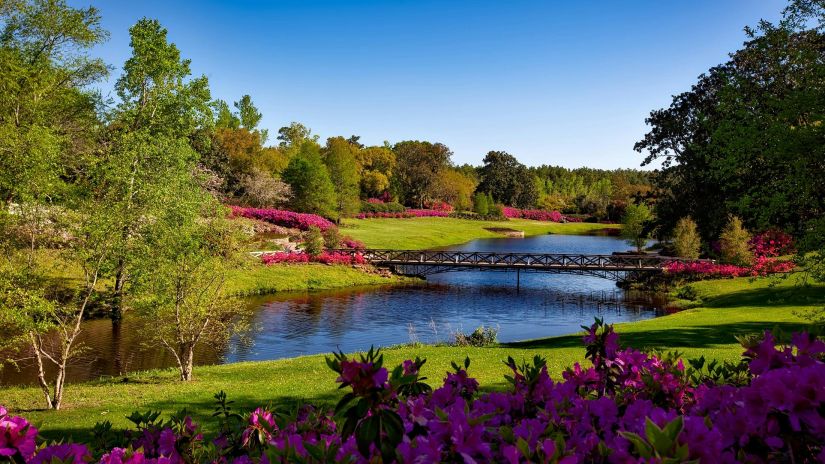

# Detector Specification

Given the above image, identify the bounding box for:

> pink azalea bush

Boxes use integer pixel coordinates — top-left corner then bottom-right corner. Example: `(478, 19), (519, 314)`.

(356, 209), (451, 219)
(423, 201), (453, 212)
(503, 207), (583, 223)
(665, 258), (795, 278)
(260, 251), (366, 266)
(3, 321), (824, 463)
(229, 206), (335, 231)
(749, 229), (795, 258)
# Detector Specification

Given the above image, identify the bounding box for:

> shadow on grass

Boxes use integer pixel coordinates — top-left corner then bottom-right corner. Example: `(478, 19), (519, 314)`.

(504, 321), (810, 351)
(701, 284), (825, 309)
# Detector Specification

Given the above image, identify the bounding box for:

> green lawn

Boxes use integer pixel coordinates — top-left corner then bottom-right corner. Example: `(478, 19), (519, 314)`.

(4, 273), (821, 440)
(340, 217), (617, 250)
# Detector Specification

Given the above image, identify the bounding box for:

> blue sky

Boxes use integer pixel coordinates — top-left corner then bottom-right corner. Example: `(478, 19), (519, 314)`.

(76, 0), (785, 169)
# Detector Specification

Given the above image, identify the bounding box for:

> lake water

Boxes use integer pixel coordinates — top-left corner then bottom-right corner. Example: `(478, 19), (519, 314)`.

(0, 233), (667, 386)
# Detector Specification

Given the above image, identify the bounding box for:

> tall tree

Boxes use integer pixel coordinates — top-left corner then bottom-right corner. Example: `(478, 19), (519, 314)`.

(356, 146), (396, 198)
(98, 18), (212, 318)
(622, 203), (652, 253)
(282, 140), (337, 218)
(323, 136), (361, 219)
(0, 0), (109, 410)
(477, 151), (539, 208)
(392, 140), (452, 207)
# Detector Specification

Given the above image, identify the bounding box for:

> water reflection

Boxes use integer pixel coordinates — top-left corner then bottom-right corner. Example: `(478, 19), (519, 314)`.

(1, 233), (664, 386)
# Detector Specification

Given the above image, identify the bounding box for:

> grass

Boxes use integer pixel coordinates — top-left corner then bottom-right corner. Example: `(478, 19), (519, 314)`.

(340, 217), (617, 250)
(223, 258), (411, 295)
(4, 273), (821, 440)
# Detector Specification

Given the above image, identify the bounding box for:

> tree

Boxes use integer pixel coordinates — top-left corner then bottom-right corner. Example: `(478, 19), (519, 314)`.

(622, 203), (652, 253)
(477, 151), (539, 208)
(277, 122), (317, 148)
(323, 137), (361, 219)
(0, 0), (109, 410)
(635, 1), (825, 240)
(434, 169), (478, 211)
(356, 146), (396, 198)
(234, 94), (267, 143)
(672, 217), (702, 259)
(719, 215), (753, 266)
(239, 169), (291, 207)
(213, 99), (240, 129)
(282, 141), (337, 218)
(133, 192), (249, 382)
(392, 141), (452, 207)
(99, 18), (213, 318)
(473, 193), (489, 216)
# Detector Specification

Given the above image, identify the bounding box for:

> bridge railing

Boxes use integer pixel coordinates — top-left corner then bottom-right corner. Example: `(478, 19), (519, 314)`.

(332, 249), (709, 270)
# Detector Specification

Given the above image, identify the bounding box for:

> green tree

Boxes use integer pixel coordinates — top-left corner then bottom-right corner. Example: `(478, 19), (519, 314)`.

(719, 215), (753, 266)
(622, 203), (653, 253)
(132, 192), (248, 381)
(213, 99), (240, 129)
(99, 18), (212, 318)
(477, 151), (539, 208)
(277, 121), (317, 148)
(672, 217), (702, 259)
(473, 192), (489, 216)
(392, 140), (452, 207)
(282, 141), (337, 218)
(356, 146), (396, 198)
(323, 136), (361, 219)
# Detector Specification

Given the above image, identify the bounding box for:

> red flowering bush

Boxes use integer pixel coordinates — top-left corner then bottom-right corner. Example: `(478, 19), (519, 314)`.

(4, 321), (824, 463)
(749, 229), (795, 258)
(229, 206), (335, 231)
(665, 258), (795, 278)
(423, 201), (453, 212)
(503, 207), (580, 223)
(356, 209), (451, 219)
(260, 251), (366, 266)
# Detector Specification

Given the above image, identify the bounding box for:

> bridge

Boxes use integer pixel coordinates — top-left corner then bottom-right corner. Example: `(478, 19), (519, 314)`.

(335, 249), (703, 282)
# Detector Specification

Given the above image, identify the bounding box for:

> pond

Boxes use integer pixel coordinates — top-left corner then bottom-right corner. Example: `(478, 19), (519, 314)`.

(0, 233), (667, 386)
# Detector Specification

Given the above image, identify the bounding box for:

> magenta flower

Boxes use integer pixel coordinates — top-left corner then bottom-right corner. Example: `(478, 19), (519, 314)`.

(31, 443), (92, 464)
(0, 414), (38, 460)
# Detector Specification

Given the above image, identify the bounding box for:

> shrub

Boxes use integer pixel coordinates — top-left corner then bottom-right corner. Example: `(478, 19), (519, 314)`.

(260, 251), (366, 265)
(323, 227), (342, 250)
(749, 229), (795, 258)
(472, 193), (489, 216)
(672, 216), (702, 259)
(302, 226), (324, 256)
(452, 325), (498, 347)
(229, 206), (335, 231)
(359, 201), (406, 214)
(719, 215), (753, 265)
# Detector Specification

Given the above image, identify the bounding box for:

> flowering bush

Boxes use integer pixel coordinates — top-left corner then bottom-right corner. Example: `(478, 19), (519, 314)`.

(340, 237), (365, 250)
(423, 201), (453, 212)
(665, 257), (795, 278)
(749, 229), (795, 258)
(356, 209), (451, 219)
(359, 201), (406, 214)
(4, 321), (824, 463)
(260, 251), (366, 266)
(229, 206), (335, 231)
(503, 207), (581, 223)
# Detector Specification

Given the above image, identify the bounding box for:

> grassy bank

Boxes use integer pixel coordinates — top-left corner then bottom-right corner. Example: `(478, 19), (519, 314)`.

(4, 274), (821, 439)
(224, 260), (410, 295)
(341, 217), (617, 249)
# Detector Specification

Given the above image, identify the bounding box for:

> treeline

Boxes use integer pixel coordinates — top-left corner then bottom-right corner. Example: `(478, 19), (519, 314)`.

(196, 114), (653, 221)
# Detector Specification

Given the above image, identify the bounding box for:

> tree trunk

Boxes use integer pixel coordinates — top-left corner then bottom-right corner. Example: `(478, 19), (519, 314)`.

(112, 264), (126, 321)
(31, 334), (53, 409)
(179, 344), (195, 381)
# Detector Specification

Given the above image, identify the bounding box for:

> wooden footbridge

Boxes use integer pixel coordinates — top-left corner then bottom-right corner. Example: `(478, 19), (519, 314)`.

(336, 249), (703, 282)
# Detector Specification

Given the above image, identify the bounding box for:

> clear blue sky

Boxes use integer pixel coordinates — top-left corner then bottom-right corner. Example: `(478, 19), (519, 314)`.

(76, 0), (785, 169)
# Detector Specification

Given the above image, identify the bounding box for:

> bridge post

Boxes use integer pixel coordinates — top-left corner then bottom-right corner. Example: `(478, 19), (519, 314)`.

(516, 268), (520, 292)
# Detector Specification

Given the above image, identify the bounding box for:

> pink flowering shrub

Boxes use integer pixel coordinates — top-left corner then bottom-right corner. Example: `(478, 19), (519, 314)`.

(229, 206), (335, 231)
(665, 257), (795, 278)
(341, 237), (365, 250)
(356, 209), (451, 219)
(423, 201), (453, 212)
(749, 229), (795, 258)
(4, 321), (825, 463)
(260, 251), (366, 266)
(503, 207), (581, 223)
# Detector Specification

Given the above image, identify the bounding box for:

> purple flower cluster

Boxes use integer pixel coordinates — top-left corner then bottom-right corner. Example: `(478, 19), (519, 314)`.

(229, 206), (335, 231)
(503, 207), (582, 223)
(665, 257), (795, 278)
(3, 324), (824, 463)
(259, 251), (366, 265)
